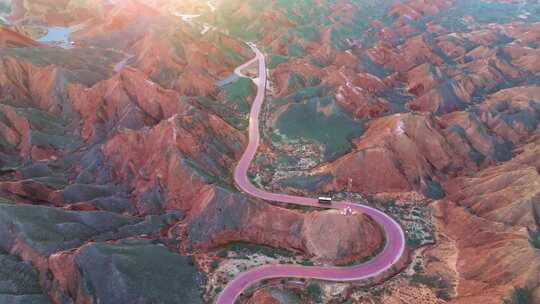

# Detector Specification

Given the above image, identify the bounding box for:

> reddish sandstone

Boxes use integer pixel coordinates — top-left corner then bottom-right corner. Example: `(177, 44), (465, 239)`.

(0, 26), (43, 48)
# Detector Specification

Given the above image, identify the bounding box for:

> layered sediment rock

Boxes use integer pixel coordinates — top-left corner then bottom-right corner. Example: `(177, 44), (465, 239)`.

(185, 186), (383, 264)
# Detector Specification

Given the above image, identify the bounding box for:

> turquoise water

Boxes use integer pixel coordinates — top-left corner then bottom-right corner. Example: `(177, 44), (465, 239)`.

(216, 74), (239, 87)
(37, 26), (76, 48)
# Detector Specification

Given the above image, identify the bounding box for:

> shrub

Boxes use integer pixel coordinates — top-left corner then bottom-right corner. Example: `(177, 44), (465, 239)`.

(210, 260), (220, 270)
(299, 258), (314, 266)
(504, 287), (532, 304)
(528, 229), (540, 249)
(411, 274), (450, 290)
(406, 236), (422, 248)
(286, 73), (306, 92)
(306, 282), (322, 303)
(413, 262), (423, 273)
(423, 179), (446, 199)
(436, 289), (451, 301)
(227, 242), (295, 258)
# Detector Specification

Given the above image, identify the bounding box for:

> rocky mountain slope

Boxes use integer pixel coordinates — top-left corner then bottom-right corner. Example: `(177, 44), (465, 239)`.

(0, 0), (539, 303)
(0, 1), (386, 303)
(216, 0), (540, 303)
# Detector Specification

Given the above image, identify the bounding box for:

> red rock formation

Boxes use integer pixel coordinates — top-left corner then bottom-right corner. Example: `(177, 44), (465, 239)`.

(431, 200), (540, 303)
(0, 180), (56, 203)
(302, 210), (383, 264)
(246, 289), (281, 304)
(0, 57), (63, 112)
(184, 186), (384, 264)
(406, 0), (453, 16)
(0, 26), (42, 47)
(272, 60), (323, 95)
(440, 111), (503, 165)
(48, 249), (92, 304)
(10, 0), (98, 25)
(69, 1), (250, 95)
(478, 86), (540, 144)
(317, 113), (464, 194)
(335, 84), (390, 119)
(185, 187), (306, 252)
(0, 1), (539, 303)
(388, 3), (422, 23)
(67, 67), (191, 140)
(0, 104), (32, 155)
(513, 22), (540, 45)
(444, 142), (540, 229)
(404, 63), (443, 96)
(102, 111), (245, 214)
(0, 47), (123, 115)
(504, 44), (540, 77)
(436, 36), (468, 60)
(366, 36), (445, 73)
(315, 85), (540, 197)
(407, 56), (522, 115)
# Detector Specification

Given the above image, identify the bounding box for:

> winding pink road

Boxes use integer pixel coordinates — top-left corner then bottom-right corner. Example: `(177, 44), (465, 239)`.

(216, 44), (406, 304)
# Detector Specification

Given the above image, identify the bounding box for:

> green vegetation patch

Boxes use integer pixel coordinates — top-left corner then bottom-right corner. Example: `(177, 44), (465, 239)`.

(62, 183), (119, 203)
(206, 31), (249, 63)
(431, 0), (540, 32)
(411, 273), (450, 289)
(287, 42), (306, 57)
(0, 47), (122, 70)
(29, 130), (83, 151)
(0, 106), (79, 153)
(190, 77), (254, 131)
(381, 201), (435, 249)
(528, 229), (540, 249)
(0, 47), (123, 87)
(360, 54), (393, 78)
(422, 178), (446, 200)
(287, 84), (332, 103)
(285, 73), (307, 92)
(222, 77), (254, 114)
(410, 273), (452, 301)
(331, 0), (395, 49)
(0, 203), (138, 256)
(212, 1), (267, 40)
(268, 288), (302, 304)
(0, 253), (47, 297)
(15, 108), (67, 134)
(290, 26), (319, 42)
(504, 287), (533, 304)
(193, 96), (248, 130)
(226, 242), (296, 259)
(279, 174), (332, 192)
(0, 151), (20, 171)
(269, 54), (289, 69)
(74, 240), (204, 304)
(0, 2), (11, 14)
(273, 95), (363, 159)
(305, 282), (322, 303)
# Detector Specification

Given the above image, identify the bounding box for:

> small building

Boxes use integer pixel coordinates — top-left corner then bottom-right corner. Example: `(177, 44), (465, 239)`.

(318, 196), (332, 205)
